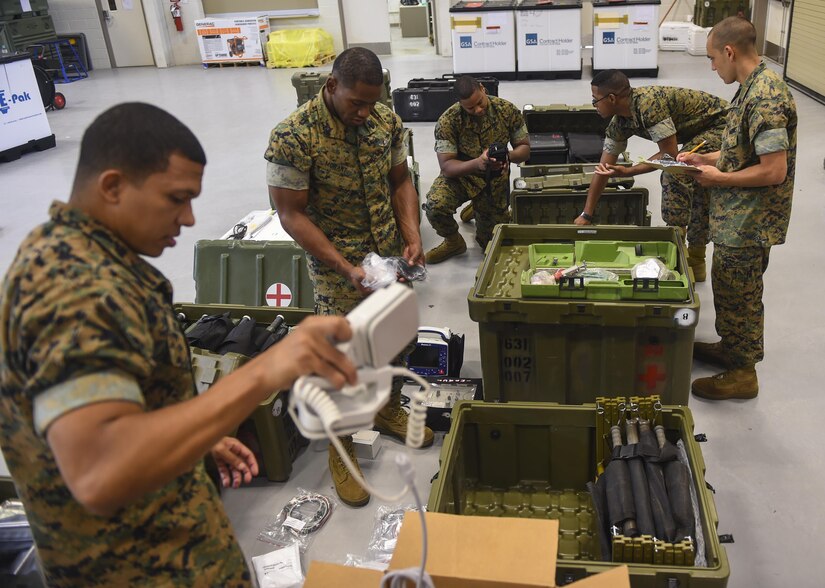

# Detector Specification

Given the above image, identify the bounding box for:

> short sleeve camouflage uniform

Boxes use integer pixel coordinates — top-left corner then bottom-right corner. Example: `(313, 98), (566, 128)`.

(710, 62), (796, 367)
(604, 86), (729, 246)
(264, 89), (409, 316)
(0, 203), (251, 587)
(424, 95), (528, 248)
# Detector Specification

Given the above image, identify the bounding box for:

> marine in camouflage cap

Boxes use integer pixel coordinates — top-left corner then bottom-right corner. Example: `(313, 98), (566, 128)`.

(0, 103), (357, 586)
(264, 48), (429, 507)
(577, 70), (729, 254)
(423, 76), (530, 261)
(679, 17), (797, 400)
(265, 48), (422, 311)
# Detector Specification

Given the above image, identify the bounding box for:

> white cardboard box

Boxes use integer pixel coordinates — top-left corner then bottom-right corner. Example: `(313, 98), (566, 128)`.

(0, 55), (53, 154)
(194, 16), (271, 64)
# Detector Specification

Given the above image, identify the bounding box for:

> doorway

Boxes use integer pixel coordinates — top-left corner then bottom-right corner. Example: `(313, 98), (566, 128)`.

(96, 0), (155, 67)
(389, 0), (436, 56)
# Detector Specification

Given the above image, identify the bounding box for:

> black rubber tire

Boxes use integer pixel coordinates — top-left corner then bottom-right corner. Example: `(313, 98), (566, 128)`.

(53, 92), (66, 110)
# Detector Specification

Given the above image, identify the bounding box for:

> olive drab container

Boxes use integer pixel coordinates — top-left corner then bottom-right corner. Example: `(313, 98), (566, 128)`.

(427, 397), (730, 587)
(176, 303), (312, 482)
(468, 224), (699, 405)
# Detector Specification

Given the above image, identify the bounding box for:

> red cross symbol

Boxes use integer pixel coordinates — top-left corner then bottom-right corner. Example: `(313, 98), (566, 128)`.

(265, 283), (292, 307)
(638, 364), (666, 392)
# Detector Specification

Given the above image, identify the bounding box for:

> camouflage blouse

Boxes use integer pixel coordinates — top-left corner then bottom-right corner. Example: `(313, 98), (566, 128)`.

(0, 202), (250, 587)
(433, 95), (528, 197)
(264, 89), (409, 300)
(604, 86), (729, 155)
(712, 62), (797, 247)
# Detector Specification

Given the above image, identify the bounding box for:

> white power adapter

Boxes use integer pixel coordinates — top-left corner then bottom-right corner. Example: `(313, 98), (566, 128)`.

(289, 283), (421, 440)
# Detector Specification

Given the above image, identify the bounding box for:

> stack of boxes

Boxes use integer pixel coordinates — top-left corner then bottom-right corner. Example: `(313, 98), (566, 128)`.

(0, 0), (56, 54)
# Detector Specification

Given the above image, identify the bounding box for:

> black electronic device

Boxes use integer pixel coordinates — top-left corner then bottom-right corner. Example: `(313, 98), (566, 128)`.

(527, 132), (568, 165)
(487, 142), (508, 163)
(408, 327), (451, 377)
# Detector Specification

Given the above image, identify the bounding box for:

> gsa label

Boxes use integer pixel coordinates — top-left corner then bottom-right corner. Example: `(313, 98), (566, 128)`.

(459, 35), (472, 49)
(602, 31), (615, 44)
(525, 33), (538, 46)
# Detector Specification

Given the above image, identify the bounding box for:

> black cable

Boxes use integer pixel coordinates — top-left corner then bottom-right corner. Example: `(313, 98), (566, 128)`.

(230, 223), (247, 240)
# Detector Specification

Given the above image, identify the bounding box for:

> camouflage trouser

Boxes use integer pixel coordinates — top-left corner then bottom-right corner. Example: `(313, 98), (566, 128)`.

(712, 244), (771, 367)
(315, 288), (414, 400)
(423, 174), (510, 249)
(660, 129), (723, 247)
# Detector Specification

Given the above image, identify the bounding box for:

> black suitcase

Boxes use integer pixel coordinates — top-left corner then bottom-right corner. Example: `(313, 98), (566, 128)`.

(407, 74), (499, 96)
(567, 132), (604, 163)
(394, 75), (499, 122)
(527, 132), (568, 165)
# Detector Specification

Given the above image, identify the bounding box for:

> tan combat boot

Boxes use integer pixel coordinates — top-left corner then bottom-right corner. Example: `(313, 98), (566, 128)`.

(328, 437), (369, 507)
(693, 341), (731, 369)
(687, 245), (707, 283)
(459, 202), (475, 223)
(374, 393), (434, 448)
(691, 366), (758, 400)
(425, 233), (467, 264)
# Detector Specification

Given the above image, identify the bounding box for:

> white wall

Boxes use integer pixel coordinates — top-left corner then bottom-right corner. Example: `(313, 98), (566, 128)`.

(341, 0), (391, 51)
(267, 0), (345, 55)
(158, 0), (346, 66)
(48, 0), (112, 69)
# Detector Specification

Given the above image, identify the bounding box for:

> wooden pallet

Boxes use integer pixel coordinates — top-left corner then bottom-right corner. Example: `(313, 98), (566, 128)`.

(202, 60), (264, 69)
(265, 53), (335, 70)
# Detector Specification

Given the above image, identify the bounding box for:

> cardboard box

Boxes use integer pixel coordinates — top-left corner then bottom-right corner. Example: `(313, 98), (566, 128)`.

(304, 561), (384, 586)
(194, 16), (271, 64)
(304, 512), (631, 587)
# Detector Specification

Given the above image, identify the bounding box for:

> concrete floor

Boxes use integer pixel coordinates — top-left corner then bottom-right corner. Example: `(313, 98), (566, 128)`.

(1, 49), (824, 587)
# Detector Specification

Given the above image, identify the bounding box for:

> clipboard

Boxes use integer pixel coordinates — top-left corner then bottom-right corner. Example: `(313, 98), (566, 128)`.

(641, 159), (701, 175)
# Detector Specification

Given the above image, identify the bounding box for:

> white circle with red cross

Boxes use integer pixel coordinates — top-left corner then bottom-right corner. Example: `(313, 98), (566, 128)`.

(265, 282), (293, 307)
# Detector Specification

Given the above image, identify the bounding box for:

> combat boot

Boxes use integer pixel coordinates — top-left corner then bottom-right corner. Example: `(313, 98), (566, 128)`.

(425, 233), (467, 264)
(693, 341), (731, 369)
(328, 437), (370, 507)
(459, 202), (475, 223)
(691, 367), (758, 400)
(374, 392), (434, 447)
(687, 245), (707, 283)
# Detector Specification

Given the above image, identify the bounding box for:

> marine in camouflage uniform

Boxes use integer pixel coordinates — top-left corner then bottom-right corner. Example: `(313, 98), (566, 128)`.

(601, 85), (729, 248)
(264, 48), (431, 507)
(693, 61), (796, 398)
(0, 203), (250, 587)
(264, 88), (409, 314)
(425, 94), (529, 250)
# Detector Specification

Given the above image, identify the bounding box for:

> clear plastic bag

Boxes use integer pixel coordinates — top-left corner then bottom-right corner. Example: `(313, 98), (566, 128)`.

(258, 488), (337, 553)
(361, 253), (427, 290)
(530, 270), (557, 285)
(344, 554), (390, 571)
(632, 258), (678, 281)
(365, 505), (420, 563)
(578, 268), (620, 283)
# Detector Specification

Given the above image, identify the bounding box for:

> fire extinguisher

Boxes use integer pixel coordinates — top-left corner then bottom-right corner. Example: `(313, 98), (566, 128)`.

(170, 1), (183, 32)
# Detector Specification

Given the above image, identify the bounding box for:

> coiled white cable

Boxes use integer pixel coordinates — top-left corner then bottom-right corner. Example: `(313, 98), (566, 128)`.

(292, 368), (434, 587)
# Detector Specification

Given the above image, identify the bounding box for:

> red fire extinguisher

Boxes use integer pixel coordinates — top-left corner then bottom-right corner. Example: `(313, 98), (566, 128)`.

(170, 1), (183, 32)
